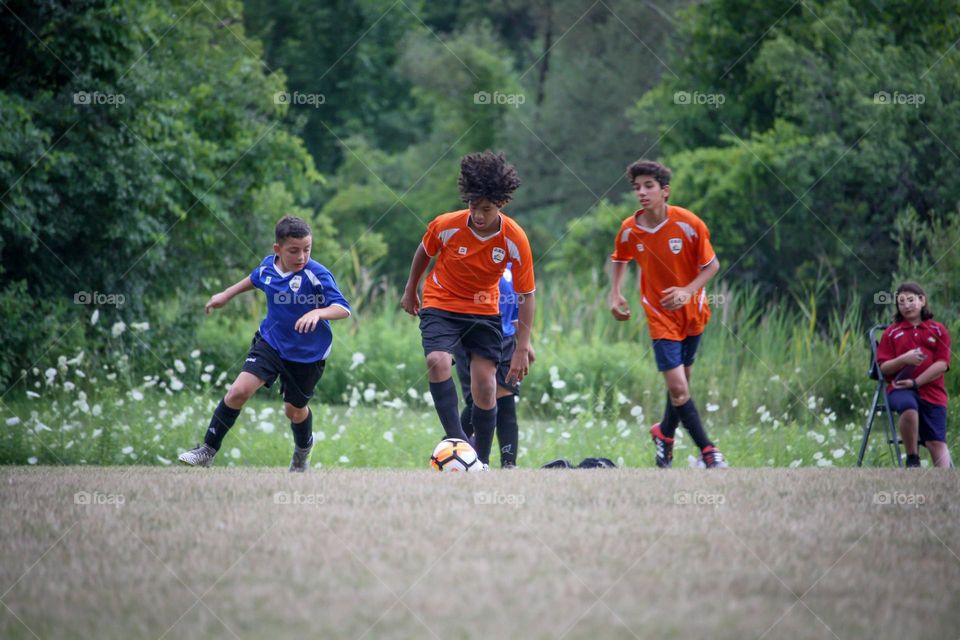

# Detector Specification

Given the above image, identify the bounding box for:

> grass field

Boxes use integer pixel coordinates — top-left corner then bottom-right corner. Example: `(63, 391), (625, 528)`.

(2, 467), (958, 639)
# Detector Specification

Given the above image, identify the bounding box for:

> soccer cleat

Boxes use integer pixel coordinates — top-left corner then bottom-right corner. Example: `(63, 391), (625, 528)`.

(178, 443), (217, 467)
(701, 445), (728, 469)
(289, 440), (313, 472)
(904, 454), (921, 468)
(650, 423), (675, 468)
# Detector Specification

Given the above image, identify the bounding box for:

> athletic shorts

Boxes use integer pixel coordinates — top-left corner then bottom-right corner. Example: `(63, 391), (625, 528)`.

(453, 334), (520, 403)
(886, 389), (948, 444)
(419, 308), (502, 364)
(652, 333), (703, 372)
(241, 332), (325, 408)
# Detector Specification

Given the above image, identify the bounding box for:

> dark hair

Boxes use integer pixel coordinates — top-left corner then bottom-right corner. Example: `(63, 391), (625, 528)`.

(458, 151), (521, 206)
(275, 215), (311, 244)
(627, 159), (672, 188)
(894, 281), (934, 322)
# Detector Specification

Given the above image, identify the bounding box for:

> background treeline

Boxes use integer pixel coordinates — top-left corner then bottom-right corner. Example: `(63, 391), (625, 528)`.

(2, 0), (960, 388)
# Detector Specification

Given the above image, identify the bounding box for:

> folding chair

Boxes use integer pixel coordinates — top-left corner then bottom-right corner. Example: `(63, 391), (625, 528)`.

(857, 324), (903, 467)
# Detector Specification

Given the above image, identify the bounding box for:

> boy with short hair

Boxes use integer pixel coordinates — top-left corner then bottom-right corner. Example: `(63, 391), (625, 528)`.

(401, 151), (536, 467)
(608, 159), (727, 468)
(178, 215), (351, 471)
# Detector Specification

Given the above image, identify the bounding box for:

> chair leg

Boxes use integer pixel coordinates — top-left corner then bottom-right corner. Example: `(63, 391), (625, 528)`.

(858, 384), (882, 466)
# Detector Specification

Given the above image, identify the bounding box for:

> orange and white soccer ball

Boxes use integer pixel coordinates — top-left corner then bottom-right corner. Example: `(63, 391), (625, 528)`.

(430, 438), (484, 472)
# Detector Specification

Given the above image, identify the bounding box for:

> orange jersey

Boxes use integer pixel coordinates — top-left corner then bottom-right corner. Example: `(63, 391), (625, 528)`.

(421, 210), (536, 315)
(611, 205), (717, 340)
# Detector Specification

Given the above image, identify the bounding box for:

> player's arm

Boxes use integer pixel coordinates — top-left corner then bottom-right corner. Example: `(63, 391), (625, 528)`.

(609, 260), (631, 321)
(904, 360), (948, 388)
(879, 347), (926, 376)
(661, 257), (720, 311)
(401, 243), (432, 316)
(294, 305), (350, 333)
(507, 292), (536, 384)
(205, 276), (255, 314)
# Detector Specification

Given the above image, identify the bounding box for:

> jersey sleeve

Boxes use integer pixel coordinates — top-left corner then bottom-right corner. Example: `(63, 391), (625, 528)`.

(696, 217), (717, 268)
(875, 325), (897, 365)
(249, 263), (265, 291)
(934, 324), (951, 368)
(611, 223), (633, 263)
(509, 228), (536, 295)
(317, 268), (351, 315)
(421, 218), (442, 258)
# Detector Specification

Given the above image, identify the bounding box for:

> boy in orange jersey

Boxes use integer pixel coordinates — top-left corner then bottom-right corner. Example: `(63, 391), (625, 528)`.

(401, 151), (536, 467)
(608, 159), (728, 468)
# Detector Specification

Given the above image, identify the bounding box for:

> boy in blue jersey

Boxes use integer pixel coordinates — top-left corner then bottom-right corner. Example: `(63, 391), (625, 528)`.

(178, 215), (351, 471)
(452, 264), (534, 467)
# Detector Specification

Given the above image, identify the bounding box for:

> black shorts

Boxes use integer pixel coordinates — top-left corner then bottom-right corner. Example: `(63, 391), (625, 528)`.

(241, 332), (325, 408)
(453, 334), (520, 402)
(419, 308), (502, 364)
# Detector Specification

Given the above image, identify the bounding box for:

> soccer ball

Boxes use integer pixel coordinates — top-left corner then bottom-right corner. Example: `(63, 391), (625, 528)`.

(430, 438), (483, 472)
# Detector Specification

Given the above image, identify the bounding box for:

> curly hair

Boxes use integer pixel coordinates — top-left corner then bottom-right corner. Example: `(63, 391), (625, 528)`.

(458, 151), (521, 205)
(275, 215), (311, 244)
(626, 159), (672, 188)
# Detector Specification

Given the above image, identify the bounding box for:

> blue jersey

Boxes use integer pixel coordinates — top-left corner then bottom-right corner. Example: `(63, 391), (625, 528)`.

(499, 263), (518, 337)
(249, 256), (351, 363)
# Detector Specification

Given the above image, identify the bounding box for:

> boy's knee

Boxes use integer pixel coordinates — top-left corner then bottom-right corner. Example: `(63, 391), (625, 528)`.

(666, 382), (689, 405)
(284, 403), (309, 422)
(224, 386), (253, 408)
(426, 352), (452, 375)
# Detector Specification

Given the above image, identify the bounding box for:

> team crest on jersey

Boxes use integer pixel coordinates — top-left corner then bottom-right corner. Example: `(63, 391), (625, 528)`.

(458, 246), (467, 255)
(635, 242), (645, 253)
(290, 275), (302, 292)
(668, 238), (682, 254)
(264, 276), (272, 285)
(492, 247), (506, 263)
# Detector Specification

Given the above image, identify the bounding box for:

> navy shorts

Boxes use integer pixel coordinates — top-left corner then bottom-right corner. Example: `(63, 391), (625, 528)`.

(241, 332), (325, 408)
(419, 308), (502, 364)
(886, 389), (948, 444)
(652, 333), (703, 372)
(453, 334), (520, 403)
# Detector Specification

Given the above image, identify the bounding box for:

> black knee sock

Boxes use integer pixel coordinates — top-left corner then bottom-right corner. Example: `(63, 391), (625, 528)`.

(430, 378), (467, 440)
(472, 405), (497, 464)
(660, 392), (680, 438)
(204, 398), (242, 450)
(460, 400), (475, 439)
(291, 409), (313, 449)
(496, 395), (518, 467)
(674, 399), (713, 449)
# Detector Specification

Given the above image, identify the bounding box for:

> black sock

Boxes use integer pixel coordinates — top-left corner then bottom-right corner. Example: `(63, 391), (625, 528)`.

(674, 399), (713, 449)
(660, 392), (680, 438)
(430, 378), (467, 440)
(472, 404), (497, 464)
(291, 408), (313, 449)
(204, 399), (242, 451)
(460, 400), (475, 439)
(496, 395), (518, 467)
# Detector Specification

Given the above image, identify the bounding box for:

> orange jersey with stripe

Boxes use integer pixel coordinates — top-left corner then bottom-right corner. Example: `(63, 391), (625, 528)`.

(421, 210), (536, 315)
(611, 206), (717, 340)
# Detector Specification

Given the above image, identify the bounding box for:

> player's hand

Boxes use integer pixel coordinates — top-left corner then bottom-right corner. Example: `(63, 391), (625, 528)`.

(527, 344), (536, 365)
(892, 378), (917, 390)
(294, 309), (323, 333)
(204, 292), (230, 314)
(400, 288), (421, 316)
(660, 286), (692, 311)
(609, 292), (631, 321)
(901, 348), (926, 366)
(506, 347), (530, 385)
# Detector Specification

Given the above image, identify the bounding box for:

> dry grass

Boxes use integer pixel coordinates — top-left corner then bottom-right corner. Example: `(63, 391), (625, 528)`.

(1, 467), (958, 639)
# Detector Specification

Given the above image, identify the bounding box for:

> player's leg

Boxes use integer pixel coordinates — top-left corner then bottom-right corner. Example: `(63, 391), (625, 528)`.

(917, 401), (950, 468)
(452, 343), (475, 440)
(495, 386), (518, 468)
(420, 310), (469, 441)
(179, 371), (265, 466)
(655, 365), (691, 441)
(280, 359), (326, 472)
(888, 390), (920, 466)
(469, 355), (498, 465)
